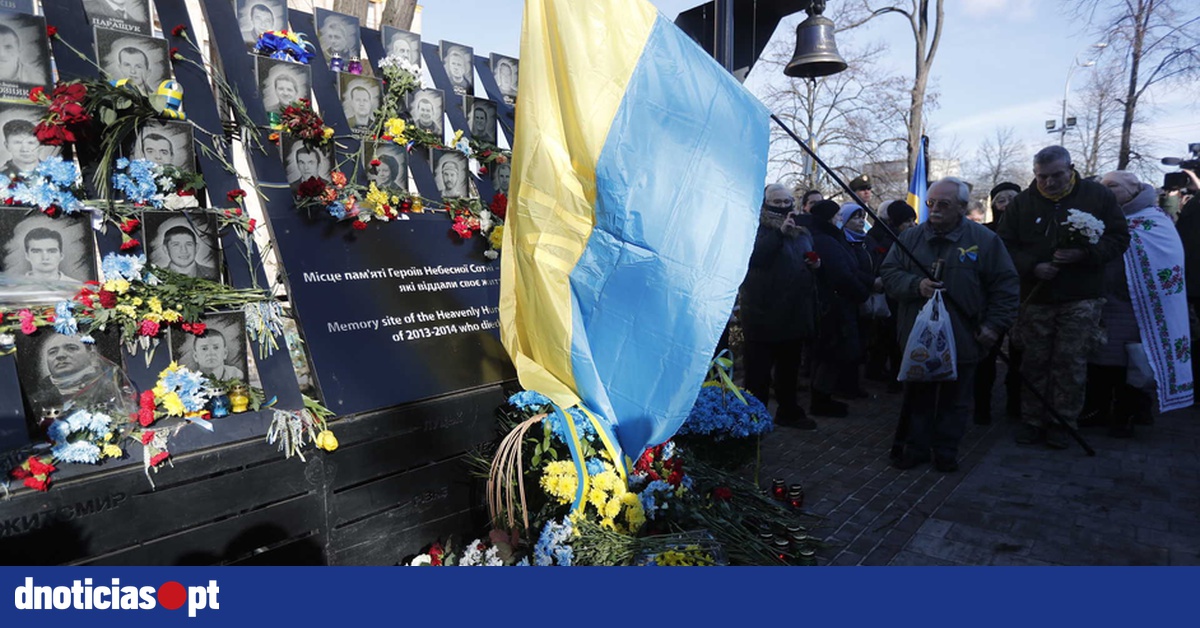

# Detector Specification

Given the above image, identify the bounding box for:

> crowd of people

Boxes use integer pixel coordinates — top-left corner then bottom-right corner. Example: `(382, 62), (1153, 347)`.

(737, 144), (1197, 473)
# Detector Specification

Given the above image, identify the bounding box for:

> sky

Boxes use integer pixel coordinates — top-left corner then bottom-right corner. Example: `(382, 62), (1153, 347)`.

(416, 0), (1200, 181)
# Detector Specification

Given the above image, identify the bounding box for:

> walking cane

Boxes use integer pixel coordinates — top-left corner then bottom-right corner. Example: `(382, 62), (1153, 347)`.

(771, 114), (1096, 456)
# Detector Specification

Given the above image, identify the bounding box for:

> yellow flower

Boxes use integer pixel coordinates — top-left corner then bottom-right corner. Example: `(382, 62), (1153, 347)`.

(364, 183), (390, 211)
(385, 117), (407, 140)
(453, 129), (464, 145)
(144, 313), (162, 323)
(159, 362), (179, 379)
(102, 444), (123, 458)
(316, 430), (339, 452)
(161, 392), (185, 416)
(604, 496), (623, 519)
(591, 470), (616, 492)
(115, 305), (137, 318)
(322, 127), (334, 139)
(588, 487), (607, 510)
(161, 310), (181, 323)
(103, 279), (130, 294)
(147, 297), (163, 313)
(489, 225), (504, 251)
(131, 297), (143, 307)
(621, 492), (639, 507)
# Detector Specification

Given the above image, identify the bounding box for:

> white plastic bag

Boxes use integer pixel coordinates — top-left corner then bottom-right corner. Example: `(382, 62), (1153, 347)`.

(897, 290), (958, 382)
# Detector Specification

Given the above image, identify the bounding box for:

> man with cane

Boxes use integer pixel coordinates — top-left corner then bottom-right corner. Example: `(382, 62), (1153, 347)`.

(881, 178), (1020, 471)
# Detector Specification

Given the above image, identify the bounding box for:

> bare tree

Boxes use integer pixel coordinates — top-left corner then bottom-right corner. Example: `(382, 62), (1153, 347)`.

(972, 127), (1028, 189)
(1069, 0), (1200, 169)
(1064, 62), (1126, 177)
(381, 0), (418, 29)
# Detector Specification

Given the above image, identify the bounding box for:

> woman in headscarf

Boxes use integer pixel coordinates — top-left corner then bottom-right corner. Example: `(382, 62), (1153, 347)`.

(836, 203), (879, 399)
(1084, 170), (1193, 436)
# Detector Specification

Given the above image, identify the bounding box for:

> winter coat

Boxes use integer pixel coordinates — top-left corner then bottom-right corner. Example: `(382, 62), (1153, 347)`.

(810, 221), (873, 361)
(739, 226), (818, 342)
(996, 171), (1130, 304)
(1094, 183), (1159, 366)
(881, 217), (1020, 365)
(1177, 195), (1200, 301)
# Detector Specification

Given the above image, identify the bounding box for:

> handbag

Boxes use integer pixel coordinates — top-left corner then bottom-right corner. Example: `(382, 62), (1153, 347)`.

(860, 293), (891, 318)
(1125, 343), (1156, 391)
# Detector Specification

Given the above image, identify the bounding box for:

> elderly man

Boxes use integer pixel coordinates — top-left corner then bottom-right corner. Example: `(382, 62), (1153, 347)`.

(881, 177), (1020, 471)
(997, 146), (1130, 448)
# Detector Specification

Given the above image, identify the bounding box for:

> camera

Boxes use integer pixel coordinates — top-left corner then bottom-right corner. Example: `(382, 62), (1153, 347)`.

(1162, 142), (1200, 191)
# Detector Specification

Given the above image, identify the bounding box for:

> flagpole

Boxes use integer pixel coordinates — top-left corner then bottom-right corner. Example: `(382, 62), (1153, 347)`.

(768, 113), (1096, 456)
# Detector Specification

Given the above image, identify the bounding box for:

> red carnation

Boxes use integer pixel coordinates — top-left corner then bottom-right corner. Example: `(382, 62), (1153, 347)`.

(352, 220), (368, 231)
(712, 486), (733, 502)
(137, 407), (155, 427)
(150, 451), (170, 466)
(171, 24), (186, 37)
(120, 238), (140, 251)
(370, 159), (381, 167)
(804, 251), (820, 264)
(226, 189), (247, 202)
(169, 47), (181, 59)
(138, 319), (160, 337)
(46, 25), (57, 38)
(182, 321), (207, 335)
(141, 431), (156, 445)
(28, 86), (45, 103)
(119, 218), (140, 233)
(296, 177), (327, 199)
(98, 289), (117, 308)
(489, 192), (507, 220)
(10, 466), (30, 480)
(24, 476), (50, 491)
(27, 456), (56, 477)
(247, 218), (257, 233)
(479, 165), (488, 175)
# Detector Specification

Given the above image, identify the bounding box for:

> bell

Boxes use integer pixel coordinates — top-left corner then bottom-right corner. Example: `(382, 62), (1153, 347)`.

(784, 11), (848, 78)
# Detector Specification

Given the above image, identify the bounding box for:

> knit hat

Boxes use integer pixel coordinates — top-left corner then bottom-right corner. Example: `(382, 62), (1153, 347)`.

(837, 203), (864, 229)
(989, 182), (1021, 198)
(810, 199), (840, 222)
(888, 200), (916, 225)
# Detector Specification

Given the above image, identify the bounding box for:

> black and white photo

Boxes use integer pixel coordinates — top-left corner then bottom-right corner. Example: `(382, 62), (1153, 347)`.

(281, 135), (333, 188)
(134, 120), (196, 173)
(0, 2), (35, 15)
(381, 26), (421, 67)
(257, 56), (311, 112)
(467, 97), (498, 145)
(0, 211), (96, 283)
(432, 149), (470, 200)
(0, 12), (51, 100)
(169, 311), (248, 382)
(143, 211), (220, 282)
(236, 0), (287, 49)
(0, 103), (62, 177)
(95, 28), (170, 96)
(408, 88), (444, 136)
(315, 8), (360, 62)
(490, 54), (518, 103)
(440, 41), (473, 96)
(365, 142), (407, 192)
(339, 74), (382, 135)
(13, 329), (123, 433)
(492, 160), (511, 195)
(83, 0), (151, 35)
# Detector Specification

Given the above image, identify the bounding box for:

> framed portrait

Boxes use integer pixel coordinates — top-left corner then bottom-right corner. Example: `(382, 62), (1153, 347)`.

(489, 54), (518, 104)
(133, 120), (196, 174)
(431, 149), (470, 200)
(381, 26), (421, 68)
(280, 135), (333, 188)
(0, 102), (63, 177)
(256, 56), (311, 112)
(12, 328), (124, 435)
(364, 141), (408, 193)
(407, 88), (444, 137)
(338, 74), (382, 136)
(82, 0), (151, 35)
(491, 160), (512, 195)
(168, 310), (248, 383)
(0, 3), (36, 15)
(439, 41), (473, 96)
(142, 211), (221, 282)
(314, 8), (361, 62)
(0, 12), (51, 100)
(0, 210), (97, 284)
(235, 0), (287, 49)
(94, 28), (170, 97)
(466, 97), (498, 146)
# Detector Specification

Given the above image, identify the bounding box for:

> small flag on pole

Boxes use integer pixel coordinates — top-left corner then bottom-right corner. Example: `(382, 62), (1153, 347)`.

(909, 136), (929, 222)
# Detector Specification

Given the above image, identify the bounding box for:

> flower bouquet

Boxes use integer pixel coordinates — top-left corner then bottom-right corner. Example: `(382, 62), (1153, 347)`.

(1060, 208), (1105, 248)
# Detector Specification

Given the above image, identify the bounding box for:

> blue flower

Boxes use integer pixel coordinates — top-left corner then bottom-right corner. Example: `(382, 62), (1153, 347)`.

(328, 201), (346, 219)
(508, 390), (550, 411)
(586, 458), (607, 475)
(676, 386), (773, 440)
(51, 440), (102, 465)
(36, 158), (80, 187)
(100, 253), (146, 281)
(533, 518), (574, 566)
(544, 407), (596, 444)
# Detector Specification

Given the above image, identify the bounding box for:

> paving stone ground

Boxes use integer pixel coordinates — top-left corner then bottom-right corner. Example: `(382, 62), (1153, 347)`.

(752, 370), (1200, 566)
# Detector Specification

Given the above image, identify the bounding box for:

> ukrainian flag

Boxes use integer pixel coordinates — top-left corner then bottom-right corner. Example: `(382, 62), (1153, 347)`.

(909, 136), (929, 222)
(500, 0), (770, 463)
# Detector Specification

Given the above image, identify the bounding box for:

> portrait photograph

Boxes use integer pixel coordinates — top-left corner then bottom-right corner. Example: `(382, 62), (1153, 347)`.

(95, 28), (170, 97)
(235, 0), (287, 49)
(168, 310), (248, 383)
(315, 8), (360, 62)
(142, 211), (221, 282)
(491, 160), (511, 195)
(83, 0), (151, 35)
(381, 26), (421, 68)
(467, 97), (498, 146)
(12, 328), (124, 434)
(338, 73), (382, 135)
(364, 141), (408, 193)
(490, 54), (518, 103)
(133, 120), (196, 174)
(439, 41), (474, 96)
(257, 56), (311, 112)
(0, 102), (63, 177)
(408, 88), (444, 137)
(280, 135), (333, 188)
(0, 210), (97, 284)
(432, 149), (470, 200)
(0, 12), (51, 101)
(0, 3), (36, 15)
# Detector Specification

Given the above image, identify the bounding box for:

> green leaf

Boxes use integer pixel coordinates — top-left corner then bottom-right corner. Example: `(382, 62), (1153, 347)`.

(99, 107), (117, 126)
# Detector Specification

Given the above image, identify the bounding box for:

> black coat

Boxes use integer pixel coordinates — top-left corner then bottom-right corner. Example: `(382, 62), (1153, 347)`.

(810, 221), (873, 360)
(1177, 195), (1200, 300)
(740, 226), (817, 342)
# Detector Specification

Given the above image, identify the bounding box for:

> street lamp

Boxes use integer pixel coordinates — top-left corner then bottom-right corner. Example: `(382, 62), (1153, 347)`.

(1047, 42), (1107, 144)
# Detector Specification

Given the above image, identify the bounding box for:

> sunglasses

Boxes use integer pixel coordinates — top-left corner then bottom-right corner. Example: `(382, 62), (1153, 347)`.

(925, 199), (957, 210)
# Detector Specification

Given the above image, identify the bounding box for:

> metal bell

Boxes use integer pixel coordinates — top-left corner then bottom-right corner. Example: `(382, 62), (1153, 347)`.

(784, 8), (847, 78)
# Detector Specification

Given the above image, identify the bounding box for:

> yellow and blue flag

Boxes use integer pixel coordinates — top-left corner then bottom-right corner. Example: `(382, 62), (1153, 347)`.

(500, 0), (770, 463)
(909, 136), (929, 222)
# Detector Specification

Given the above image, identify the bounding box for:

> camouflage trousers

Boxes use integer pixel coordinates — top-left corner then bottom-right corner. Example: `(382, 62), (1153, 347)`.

(1017, 299), (1106, 429)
